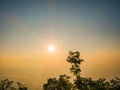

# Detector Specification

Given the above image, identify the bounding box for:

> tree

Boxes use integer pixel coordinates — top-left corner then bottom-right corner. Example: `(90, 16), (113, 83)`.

(66, 51), (84, 89)
(57, 74), (73, 90)
(110, 77), (120, 90)
(66, 51), (84, 78)
(43, 51), (120, 90)
(0, 79), (28, 90)
(17, 82), (28, 90)
(66, 51), (120, 90)
(43, 74), (72, 90)
(43, 78), (58, 90)
(0, 79), (13, 90)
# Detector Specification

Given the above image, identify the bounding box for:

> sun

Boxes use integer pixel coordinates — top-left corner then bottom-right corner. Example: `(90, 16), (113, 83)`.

(48, 45), (55, 52)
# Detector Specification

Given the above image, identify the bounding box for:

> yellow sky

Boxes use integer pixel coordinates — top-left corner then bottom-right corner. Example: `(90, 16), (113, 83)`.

(0, 0), (120, 90)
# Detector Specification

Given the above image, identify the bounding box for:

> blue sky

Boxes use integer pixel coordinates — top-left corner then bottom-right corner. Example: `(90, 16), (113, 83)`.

(0, 0), (120, 89)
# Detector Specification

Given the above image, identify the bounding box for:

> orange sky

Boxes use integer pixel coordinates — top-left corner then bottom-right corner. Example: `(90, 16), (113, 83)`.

(0, 0), (120, 90)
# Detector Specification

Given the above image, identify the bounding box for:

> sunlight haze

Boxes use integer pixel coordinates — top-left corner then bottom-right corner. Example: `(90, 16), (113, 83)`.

(0, 0), (120, 90)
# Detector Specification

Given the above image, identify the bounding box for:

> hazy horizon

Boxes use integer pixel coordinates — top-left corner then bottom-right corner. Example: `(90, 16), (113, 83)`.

(0, 0), (120, 90)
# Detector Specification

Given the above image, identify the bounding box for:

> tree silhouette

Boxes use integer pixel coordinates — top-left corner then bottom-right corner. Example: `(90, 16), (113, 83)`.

(43, 78), (58, 90)
(66, 51), (120, 90)
(66, 51), (83, 78)
(43, 51), (120, 90)
(1, 52), (120, 90)
(110, 77), (120, 90)
(43, 74), (72, 90)
(17, 82), (28, 90)
(57, 74), (73, 90)
(0, 79), (28, 90)
(0, 79), (13, 90)
(66, 51), (84, 89)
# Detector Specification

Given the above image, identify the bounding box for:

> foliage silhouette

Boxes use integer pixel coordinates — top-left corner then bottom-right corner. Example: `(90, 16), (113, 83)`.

(43, 51), (120, 90)
(109, 77), (120, 90)
(0, 79), (28, 90)
(66, 51), (83, 78)
(17, 82), (28, 90)
(0, 79), (13, 90)
(0, 51), (119, 90)
(43, 74), (72, 90)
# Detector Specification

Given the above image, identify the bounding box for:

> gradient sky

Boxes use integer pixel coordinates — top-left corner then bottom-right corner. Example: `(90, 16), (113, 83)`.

(0, 0), (120, 90)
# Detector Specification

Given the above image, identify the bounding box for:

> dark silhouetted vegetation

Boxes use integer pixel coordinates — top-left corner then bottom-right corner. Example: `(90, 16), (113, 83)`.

(43, 51), (120, 90)
(1, 51), (120, 90)
(0, 79), (28, 90)
(43, 74), (73, 90)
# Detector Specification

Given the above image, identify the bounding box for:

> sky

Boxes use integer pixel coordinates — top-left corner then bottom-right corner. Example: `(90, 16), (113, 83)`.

(0, 0), (120, 89)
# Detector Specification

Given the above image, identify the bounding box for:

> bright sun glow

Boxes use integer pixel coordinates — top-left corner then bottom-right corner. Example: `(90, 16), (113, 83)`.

(48, 45), (55, 52)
